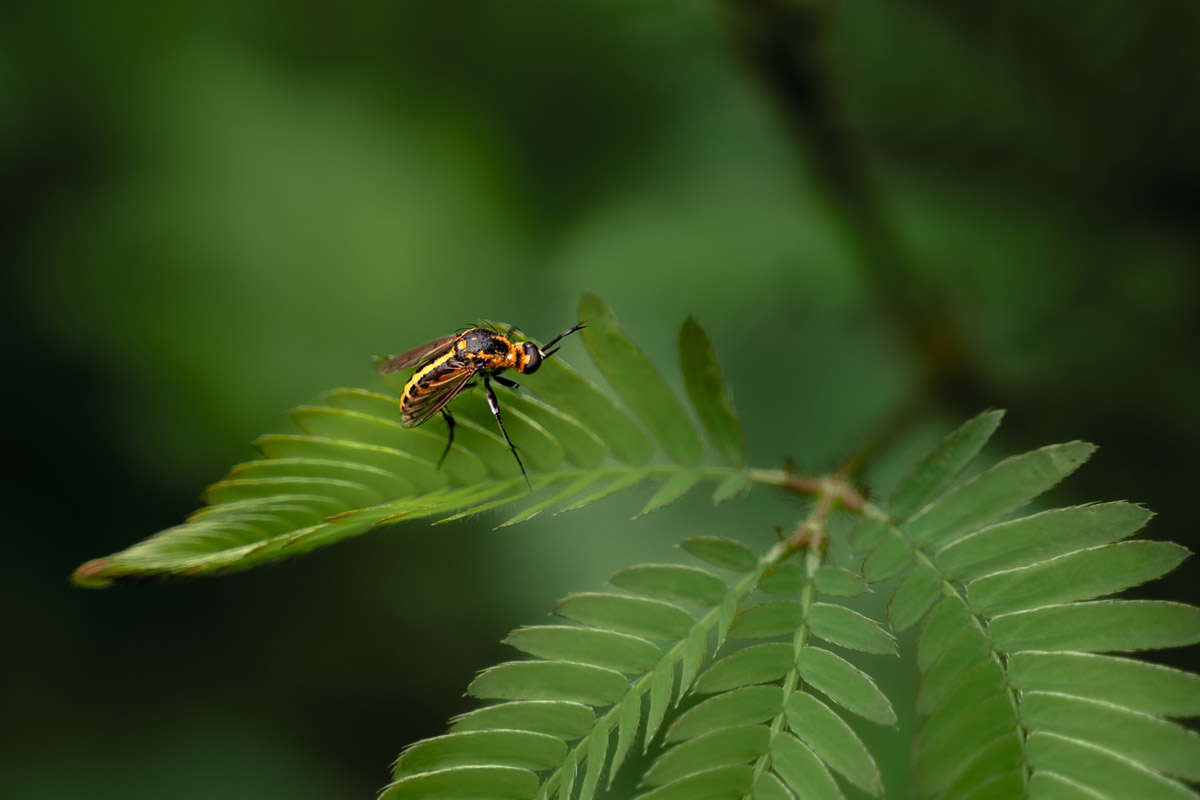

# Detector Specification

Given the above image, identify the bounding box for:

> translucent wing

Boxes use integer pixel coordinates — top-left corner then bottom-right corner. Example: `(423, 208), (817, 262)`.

(379, 334), (460, 374)
(401, 365), (479, 427)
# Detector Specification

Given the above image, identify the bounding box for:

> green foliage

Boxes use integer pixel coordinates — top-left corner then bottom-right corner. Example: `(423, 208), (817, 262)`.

(71, 293), (746, 587)
(852, 411), (1200, 799)
(71, 298), (1200, 799)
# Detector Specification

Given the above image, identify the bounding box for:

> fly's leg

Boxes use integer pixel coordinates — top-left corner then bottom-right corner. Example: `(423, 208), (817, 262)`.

(484, 375), (530, 490)
(437, 409), (456, 470)
(493, 375), (519, 390)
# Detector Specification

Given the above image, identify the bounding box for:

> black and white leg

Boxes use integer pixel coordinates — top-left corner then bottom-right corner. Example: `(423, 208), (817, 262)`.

(436, 408), (456, 470)
(484, 375), (530, 489)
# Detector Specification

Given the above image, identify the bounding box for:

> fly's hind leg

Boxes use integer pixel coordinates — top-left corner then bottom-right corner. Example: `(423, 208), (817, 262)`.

(437, 409), (456, 470)
(483, 375), (530, 490)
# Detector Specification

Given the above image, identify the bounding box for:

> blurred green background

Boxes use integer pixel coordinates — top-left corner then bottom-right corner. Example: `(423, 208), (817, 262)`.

(4, 1), (1198, 797)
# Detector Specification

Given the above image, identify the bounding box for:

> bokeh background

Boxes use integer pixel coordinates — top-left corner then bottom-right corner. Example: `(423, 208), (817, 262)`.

(5, 1), (1198, 797)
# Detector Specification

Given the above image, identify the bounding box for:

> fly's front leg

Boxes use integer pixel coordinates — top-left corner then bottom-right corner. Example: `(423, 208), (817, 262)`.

(437, 409), (456, 470)
(484, 375), (530, 490)
(493, 374), (520, 391)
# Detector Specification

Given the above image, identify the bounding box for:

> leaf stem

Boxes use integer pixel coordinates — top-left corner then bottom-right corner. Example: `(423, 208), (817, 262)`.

(749, 468), (869, 516)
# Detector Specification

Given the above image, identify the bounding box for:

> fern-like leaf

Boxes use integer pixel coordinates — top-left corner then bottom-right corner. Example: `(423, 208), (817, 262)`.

(854, 411), (1200, 799)
(380, 538), (767, 800)
(72, 295), (751, 586)
(636, 543), (897, 800)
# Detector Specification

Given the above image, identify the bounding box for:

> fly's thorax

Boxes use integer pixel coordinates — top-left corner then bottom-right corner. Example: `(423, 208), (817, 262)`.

(460, 328), (518, 369)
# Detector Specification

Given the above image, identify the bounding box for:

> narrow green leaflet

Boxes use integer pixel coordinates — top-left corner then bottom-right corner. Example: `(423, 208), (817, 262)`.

(680, 536), (758, 572)
(450, 702), (594, 739)
(1006, 653), (1200, 718)
(990, 600), (1200, 653)
(1019, 692), (1200, 781)
(888, 562), (943, 633)
(665, 686), (784, 742)
(638, 469), (703, 517)
(759, 564), (808, 595)
(812, 567), (868, 597)
(555, 593), (694, 640)
(785, 692), (882, 795)
(712, 470), (753, 505)
(503, 626), (660, 674)
(642, 725), (771, 787)
(906, 440), (1096, 548)
(769, 733), (845, 800)
(468, 661), (628, 706)
(608, 564), (727, 607)
(380, 765), (538, 800)
(577, 724), (608, 800)
(935, 502), (1152, 581)
(966, 541), (1189, 616)
(728, 600), (806, 639)
(889, 409), (1004, 521)
(678, 315), (747, 466)
(807, 603), (897, 655)
(1026, 732), (1197, 800)
(580, 292), (704, 466)
(393, 730), (567, 776)
(632, 765), (753, 800)
(796, 646), (896, 725)
(692, 643), (795, 694)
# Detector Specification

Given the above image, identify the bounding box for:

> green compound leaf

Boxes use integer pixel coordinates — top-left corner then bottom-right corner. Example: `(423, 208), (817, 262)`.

(398, 544), (766, 800)
(580, 292), (704, 466)
(72, 297), (755, 587)
(859, 412), (1200, 800)
(678, 315), (747, 466)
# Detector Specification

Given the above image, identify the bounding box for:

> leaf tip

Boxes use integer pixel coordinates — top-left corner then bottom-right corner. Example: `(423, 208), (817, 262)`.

(71, 558), (117, 589)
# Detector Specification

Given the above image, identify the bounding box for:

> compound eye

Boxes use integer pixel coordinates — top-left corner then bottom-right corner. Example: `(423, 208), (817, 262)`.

(521, 342), (543, 373)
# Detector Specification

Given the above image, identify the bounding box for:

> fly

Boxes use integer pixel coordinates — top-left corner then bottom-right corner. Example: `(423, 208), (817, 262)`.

(379, 322), (586, 488)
